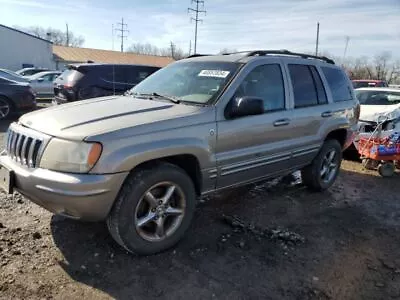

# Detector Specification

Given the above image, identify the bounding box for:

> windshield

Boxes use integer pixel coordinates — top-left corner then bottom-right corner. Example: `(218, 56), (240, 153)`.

(129, 61), (241, 104)
(355, 90), (400, 105)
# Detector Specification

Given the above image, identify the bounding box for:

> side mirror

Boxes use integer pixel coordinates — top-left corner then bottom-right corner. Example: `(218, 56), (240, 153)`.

(225, 96), (264, 119)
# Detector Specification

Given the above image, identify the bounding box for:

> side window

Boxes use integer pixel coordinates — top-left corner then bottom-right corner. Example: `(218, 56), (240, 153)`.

(41, 74), (53, 82)
(234, 64), (285, 112)
(288, 64), (318, 108)
(310, 67), (327, 104)
(321, 67), (352, 102)
(104, 67), (126, 83)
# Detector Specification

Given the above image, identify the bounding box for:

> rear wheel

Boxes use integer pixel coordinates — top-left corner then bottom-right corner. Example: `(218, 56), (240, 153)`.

(107, 163), (196, 255)
(301, 139), (342, 191)
(378, 162), (395, 177)
(0, 96), (12, 120)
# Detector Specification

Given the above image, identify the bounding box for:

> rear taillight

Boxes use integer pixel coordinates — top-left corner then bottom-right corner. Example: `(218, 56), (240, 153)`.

(63, 83), (73, 88)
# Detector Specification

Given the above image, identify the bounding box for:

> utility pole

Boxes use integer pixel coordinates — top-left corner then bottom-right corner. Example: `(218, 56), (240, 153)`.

(112, 24), (114, 51)
(343, 36), (350, 62)
(170, 41), (176, 59)
(315, 22), (320, 56)
(115, 18), (128, 52)
(188, 0), (206, 54)
(188, 40), (192, 56)
(66, 23), (69, 47)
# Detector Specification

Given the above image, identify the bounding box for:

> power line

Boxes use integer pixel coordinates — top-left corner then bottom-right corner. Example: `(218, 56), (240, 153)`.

(188, 0), (206, 54)
(115, 18), (129, 52)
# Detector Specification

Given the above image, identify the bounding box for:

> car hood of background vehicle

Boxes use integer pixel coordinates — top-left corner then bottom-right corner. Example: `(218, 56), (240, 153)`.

(359, 104), (400, 122)
(19, 96), (205, 139)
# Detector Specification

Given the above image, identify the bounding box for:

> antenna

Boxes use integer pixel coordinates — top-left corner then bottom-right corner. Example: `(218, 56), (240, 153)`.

(188, 0), (206, 54)
(115, 18), (129, 52)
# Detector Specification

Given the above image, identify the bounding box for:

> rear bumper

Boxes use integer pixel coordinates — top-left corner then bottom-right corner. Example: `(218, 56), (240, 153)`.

(0, 155), (128, 221)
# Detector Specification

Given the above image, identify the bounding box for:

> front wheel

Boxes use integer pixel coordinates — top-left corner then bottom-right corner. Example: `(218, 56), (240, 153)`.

(107, 163), (196, 255)
(301, 139), (342, 191)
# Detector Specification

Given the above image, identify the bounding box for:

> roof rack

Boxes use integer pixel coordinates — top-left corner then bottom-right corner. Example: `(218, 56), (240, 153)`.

(186, 54), (212, 58)
(244, 50), (335, 64)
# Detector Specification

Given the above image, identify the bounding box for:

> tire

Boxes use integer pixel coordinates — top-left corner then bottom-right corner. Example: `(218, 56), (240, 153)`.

(0, 96), (13, 120)
(378, 162), (395, 177)
(107, 163), (196, 255)
(301, 139), (342, 191)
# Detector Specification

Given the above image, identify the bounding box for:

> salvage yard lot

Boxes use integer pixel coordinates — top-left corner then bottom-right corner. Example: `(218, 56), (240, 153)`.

(0, 119), (400, 300)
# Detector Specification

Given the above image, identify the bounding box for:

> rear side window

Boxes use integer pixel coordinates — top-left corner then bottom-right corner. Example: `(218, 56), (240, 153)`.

(104, 67), (126, 83)
(288, 64), (319, 108)
(321, 67), (352, 102)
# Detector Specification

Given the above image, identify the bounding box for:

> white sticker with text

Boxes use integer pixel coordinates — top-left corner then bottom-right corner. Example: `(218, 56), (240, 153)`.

(198, 70), (230, 78)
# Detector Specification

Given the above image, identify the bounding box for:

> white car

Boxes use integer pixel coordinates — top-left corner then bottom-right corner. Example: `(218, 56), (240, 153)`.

(27, 71), (61, 99)
(354, 88), (400, 149)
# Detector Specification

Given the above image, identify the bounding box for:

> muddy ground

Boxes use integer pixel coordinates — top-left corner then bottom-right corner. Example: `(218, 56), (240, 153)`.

(1, 118), (400, 300)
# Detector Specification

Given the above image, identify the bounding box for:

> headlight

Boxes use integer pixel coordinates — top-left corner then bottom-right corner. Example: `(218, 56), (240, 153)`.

(39, 139), (102, 173)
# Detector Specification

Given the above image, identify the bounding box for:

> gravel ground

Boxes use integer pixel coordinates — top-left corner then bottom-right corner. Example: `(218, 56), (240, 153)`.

(1, 118), (400, 300)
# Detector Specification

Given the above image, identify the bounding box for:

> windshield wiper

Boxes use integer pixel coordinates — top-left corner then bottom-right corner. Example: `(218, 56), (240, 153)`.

(150, 92), (180, 104)
(127, 92), (180, 104)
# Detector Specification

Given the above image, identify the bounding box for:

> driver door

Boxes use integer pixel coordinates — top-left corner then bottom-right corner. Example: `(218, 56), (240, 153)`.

(215, 61), (295, 189)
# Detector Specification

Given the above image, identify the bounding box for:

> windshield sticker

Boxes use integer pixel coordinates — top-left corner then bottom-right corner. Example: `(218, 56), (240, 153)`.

(198, 70), (230, 78)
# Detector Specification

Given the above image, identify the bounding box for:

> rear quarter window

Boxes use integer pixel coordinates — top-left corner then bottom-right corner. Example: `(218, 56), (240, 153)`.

(321, 67), (352, 102)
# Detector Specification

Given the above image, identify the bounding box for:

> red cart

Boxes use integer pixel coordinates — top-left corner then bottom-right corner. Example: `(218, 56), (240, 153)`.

(357, 121), (400, 177)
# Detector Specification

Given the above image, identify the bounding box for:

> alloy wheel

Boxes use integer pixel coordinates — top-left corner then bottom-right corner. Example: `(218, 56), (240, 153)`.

(320, 149), (339, 183)
(0, 98), (10, 120)
(134, 181), (186, 242)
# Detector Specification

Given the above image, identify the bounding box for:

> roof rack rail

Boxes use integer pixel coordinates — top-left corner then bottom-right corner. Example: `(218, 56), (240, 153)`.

(245, 50), (335, 64)
(186, 54), (212, 58)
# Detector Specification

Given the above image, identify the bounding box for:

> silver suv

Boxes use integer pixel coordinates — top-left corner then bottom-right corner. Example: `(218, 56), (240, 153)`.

(0, 50), (359, 255)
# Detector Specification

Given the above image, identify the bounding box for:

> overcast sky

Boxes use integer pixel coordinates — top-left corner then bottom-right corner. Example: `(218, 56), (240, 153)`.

(0, 0), (399, 59)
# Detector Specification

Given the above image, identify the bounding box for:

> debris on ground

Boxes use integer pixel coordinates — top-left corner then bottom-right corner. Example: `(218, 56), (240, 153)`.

(221, 214), (305, 247)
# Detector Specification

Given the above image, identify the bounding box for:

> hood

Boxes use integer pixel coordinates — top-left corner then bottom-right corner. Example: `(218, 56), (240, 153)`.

(359, 104), (400, 122)
(19, 96), (204, 140)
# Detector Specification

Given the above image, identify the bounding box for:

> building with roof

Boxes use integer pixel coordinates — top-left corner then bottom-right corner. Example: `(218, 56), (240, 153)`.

(0, 24), (54, 71)
(53, 45), (174, 70)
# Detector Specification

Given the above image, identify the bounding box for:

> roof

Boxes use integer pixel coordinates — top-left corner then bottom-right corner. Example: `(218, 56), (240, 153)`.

(53, 45), (174, 68)
(355, 87), (400, 93)
(0, 24), (52, 44)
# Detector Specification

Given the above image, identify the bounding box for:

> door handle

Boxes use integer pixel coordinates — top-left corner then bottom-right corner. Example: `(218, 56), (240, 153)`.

(321, 111), (333, 118)
(273, 118), (290, 127)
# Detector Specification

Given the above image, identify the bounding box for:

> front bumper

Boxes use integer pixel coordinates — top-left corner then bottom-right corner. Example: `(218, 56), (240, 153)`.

(0, 155), (128, 221)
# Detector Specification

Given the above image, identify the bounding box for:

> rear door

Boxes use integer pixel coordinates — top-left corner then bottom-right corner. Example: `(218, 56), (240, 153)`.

(282, 63), (329, 167)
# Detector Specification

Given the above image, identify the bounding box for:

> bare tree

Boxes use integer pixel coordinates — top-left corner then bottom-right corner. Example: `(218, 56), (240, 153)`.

(341, 51), (400, 84)
(14, 26), (85, 47)
(127, 42), (188, 60)
(218, 48), (238, 55)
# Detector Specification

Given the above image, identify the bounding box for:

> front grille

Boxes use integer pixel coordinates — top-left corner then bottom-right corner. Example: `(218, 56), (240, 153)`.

(6, 126), (46, 168)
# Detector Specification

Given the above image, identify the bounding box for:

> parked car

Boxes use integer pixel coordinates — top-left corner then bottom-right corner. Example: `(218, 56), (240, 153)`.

(353, 88), (400, 151)
(352, 79), (388, 88)
(0, 69), (28, 83)
(0, 77), (36, 120)
(52, 63), (160, 105)
(27, 71), (61, 99)
(0, 50), (359, 255)
(16, 67), (49, 77)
